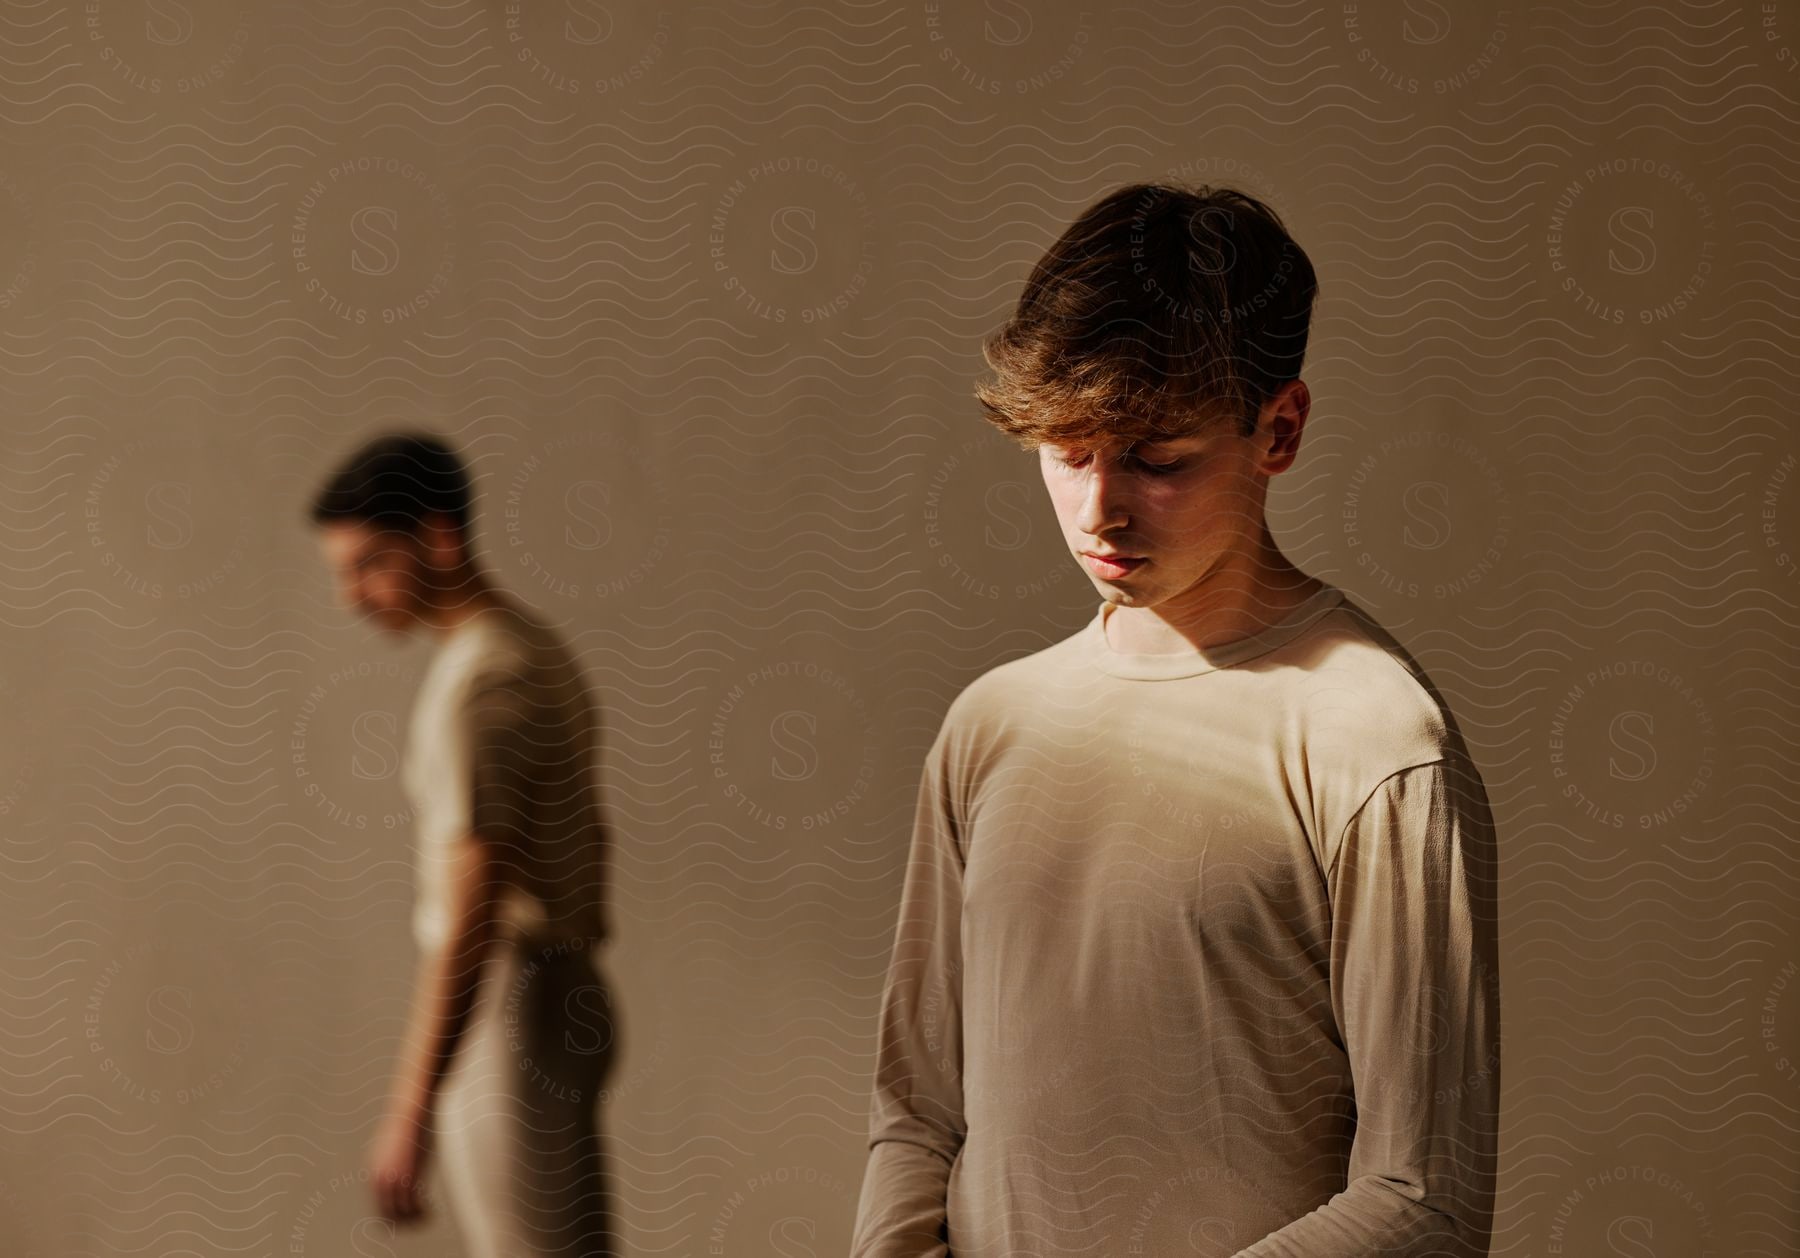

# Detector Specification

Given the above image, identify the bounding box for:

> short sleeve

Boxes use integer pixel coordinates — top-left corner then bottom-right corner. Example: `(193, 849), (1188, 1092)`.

(1234, 757), (1502, 1258)
(453, 656), (538, 851)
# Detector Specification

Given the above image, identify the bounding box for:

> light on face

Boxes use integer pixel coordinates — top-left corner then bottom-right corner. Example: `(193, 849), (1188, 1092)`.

(1043, 438), (1202, 531)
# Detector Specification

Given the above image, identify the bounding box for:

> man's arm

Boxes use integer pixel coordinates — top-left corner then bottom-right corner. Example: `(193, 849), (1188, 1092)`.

(1235, 757), (1503, 1258)
(372, 661), (535, 1218)
(383, 833), (504, 1121)
(849, 717), (968, 1258)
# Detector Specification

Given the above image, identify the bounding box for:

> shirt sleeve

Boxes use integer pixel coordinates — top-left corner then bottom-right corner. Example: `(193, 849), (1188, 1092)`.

(849, 715), (967, 1258)
(1234, 757), (1502, 1258)
(451, 653), (538, 852)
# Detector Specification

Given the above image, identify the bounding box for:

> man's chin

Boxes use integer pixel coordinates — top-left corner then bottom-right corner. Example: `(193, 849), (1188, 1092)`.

(1095, 585), (1147, 607)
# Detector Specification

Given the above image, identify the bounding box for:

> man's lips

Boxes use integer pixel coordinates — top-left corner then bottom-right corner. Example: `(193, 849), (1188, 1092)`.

(1082, 551), (1147, 576)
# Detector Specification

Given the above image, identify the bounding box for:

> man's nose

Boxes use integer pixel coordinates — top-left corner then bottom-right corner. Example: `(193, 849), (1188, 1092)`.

(1074, 458), (1131, 535)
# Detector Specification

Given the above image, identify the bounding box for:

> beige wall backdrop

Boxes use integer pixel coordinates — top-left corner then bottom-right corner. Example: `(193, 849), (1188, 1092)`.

(2, 1), (1796, 1254)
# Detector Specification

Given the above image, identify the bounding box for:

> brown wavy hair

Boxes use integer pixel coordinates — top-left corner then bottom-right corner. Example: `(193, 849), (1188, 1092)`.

(974, 181), (1319, 450)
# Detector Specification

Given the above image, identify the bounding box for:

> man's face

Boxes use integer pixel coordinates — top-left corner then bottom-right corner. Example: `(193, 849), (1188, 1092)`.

(1037, 411), (1271, 611)
(316, 522), (431, 636)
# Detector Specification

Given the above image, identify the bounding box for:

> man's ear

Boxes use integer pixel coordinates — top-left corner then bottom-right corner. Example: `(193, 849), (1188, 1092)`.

(1259, 379), (1311, 474)
(417, 512), (467, 567)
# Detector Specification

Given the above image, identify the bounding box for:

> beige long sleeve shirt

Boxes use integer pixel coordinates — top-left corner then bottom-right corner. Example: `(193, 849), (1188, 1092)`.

(850, 581), (1501, 1257)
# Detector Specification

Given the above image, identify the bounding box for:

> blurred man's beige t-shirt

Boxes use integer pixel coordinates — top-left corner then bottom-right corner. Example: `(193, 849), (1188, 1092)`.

(850, 580), (1502, 1258)
(402, 601), (609, 952)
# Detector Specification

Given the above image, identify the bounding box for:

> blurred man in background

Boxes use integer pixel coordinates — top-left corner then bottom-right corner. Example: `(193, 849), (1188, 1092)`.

(310, 431), (616, 1257)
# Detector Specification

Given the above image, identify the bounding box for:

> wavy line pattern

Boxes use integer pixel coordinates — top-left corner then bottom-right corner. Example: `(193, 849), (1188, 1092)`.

(0, 0), (1795, 1254)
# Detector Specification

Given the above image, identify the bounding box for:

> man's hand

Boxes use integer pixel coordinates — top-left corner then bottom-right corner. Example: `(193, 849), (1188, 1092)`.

(366, 1103), (434, 1225)
(365, 837), (499, 1228)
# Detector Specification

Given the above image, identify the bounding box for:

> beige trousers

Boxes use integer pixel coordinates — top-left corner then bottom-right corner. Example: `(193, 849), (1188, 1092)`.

(434, 937), (617, 1258)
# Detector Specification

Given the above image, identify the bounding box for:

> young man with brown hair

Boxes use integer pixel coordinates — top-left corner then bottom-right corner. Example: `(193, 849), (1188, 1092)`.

(849, 184), (1502, 1257)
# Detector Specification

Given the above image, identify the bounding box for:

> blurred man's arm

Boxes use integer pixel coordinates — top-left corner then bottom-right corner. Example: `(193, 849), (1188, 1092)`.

(385, 833), (503, 1119)
(371, 832), (503, 1220)
(1234, 757), (1503, 1258)
(849, 718), (969, 1258)
(372, 661), (533, 1221)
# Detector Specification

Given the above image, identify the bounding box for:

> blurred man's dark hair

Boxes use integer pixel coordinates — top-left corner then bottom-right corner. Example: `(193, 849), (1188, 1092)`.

(308, 431), (474, 536)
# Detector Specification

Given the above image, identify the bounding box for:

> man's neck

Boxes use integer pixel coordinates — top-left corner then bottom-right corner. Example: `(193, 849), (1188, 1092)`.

(422, 576), (507, 638)
(1103, 537), (1322, 658)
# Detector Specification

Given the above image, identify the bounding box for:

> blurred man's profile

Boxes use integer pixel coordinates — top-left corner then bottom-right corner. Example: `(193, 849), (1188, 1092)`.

(309, 431), (617, 1257)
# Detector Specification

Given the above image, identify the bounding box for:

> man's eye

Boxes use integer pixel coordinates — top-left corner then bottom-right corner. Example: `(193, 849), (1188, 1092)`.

(1139, 458), (1184, 474)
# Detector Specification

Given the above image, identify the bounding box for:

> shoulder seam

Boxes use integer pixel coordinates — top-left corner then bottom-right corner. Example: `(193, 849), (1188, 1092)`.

(1325, 757), (1449, 886)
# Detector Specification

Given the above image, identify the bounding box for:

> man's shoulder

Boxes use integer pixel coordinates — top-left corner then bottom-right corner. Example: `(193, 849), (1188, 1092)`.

(935, 618), (1089, 730)
(431, 612), (548, 726)
(450, 623), (531, 681)
(1285, 598), (1461, 759)
(1279, 597), (1486, 852)
(460, 601), (584, 679)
